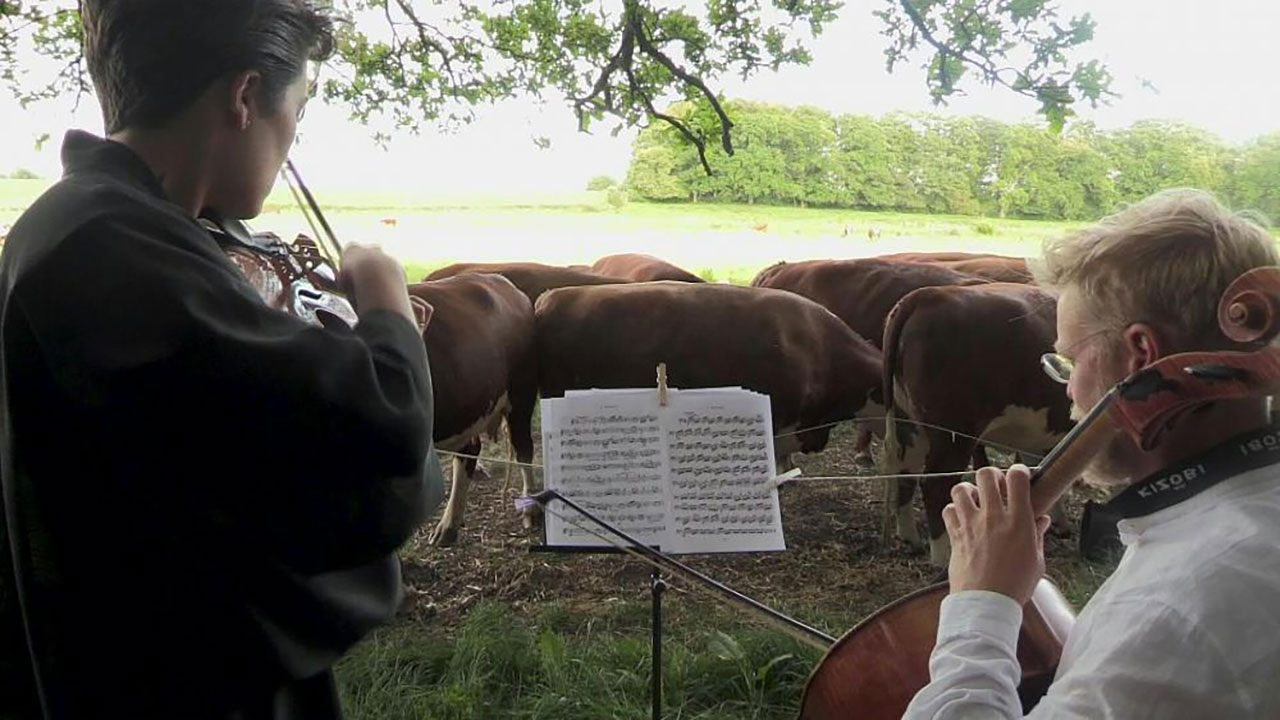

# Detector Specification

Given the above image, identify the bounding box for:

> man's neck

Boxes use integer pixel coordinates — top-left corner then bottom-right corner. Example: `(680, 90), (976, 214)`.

(1124, 398), (1271, 481)
(110, 121), (213, 217)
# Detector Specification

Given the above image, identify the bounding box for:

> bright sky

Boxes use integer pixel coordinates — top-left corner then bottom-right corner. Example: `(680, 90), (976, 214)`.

(2, 0), (1277, 194)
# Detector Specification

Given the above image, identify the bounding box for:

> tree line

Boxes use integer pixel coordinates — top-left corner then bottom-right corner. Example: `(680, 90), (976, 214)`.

(624, 101), (1280, 223)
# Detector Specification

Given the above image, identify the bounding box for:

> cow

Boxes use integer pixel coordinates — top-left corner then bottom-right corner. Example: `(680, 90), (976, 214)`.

(751, 258), (986, 464)
(876, 252), (1033, 284)
(408, 273), (539, 547)
(592, 253), (704, 283)
(425, 261), (626, 306)
(534, 282), (886, 467)
(880, 282), (1071, 566)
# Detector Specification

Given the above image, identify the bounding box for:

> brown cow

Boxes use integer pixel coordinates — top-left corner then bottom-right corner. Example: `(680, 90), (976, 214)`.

(877, 252), (1033, 284)
(535, 282), (885, 465)
(880, 283), (1071, 566)
(408, 274), (539, 546)
(425, 261), (626, 306)
(592, 253), (704, 283)
(751, 258), (985, 349)
(751, 258), (985, 463)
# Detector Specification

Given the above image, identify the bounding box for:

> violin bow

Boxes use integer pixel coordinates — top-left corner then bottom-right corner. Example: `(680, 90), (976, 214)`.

(282, 158), (343, 266)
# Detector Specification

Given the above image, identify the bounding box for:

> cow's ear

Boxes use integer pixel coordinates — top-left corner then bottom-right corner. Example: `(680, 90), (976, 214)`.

(1121, 322), (1162, 374)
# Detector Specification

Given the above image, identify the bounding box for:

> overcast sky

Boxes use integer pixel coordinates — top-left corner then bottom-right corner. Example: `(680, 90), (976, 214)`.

(2, 0), (1276, 193)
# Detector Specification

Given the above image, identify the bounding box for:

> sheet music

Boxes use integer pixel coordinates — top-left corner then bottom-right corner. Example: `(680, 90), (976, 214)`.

(541, 386), (786, 554)
(542, 392), (670, 548)
(665, 390), (785, 553)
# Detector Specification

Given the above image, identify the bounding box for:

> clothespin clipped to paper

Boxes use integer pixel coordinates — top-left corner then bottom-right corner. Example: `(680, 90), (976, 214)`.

(656, 362), (669, 407)
(769, 468), (802, 490)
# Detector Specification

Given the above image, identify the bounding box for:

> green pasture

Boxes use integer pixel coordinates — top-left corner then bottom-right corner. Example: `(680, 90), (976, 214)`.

(2, 178), (1089, 286)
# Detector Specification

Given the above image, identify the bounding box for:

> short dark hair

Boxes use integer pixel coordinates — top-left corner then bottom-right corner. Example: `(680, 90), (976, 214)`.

(82, 0), (335, 133)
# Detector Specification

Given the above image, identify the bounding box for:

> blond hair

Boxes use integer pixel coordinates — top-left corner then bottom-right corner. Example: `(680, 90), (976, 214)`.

(1034, 189), (1278, 350)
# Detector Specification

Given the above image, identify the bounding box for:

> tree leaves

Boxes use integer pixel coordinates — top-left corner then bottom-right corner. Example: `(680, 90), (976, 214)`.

(624, 101), (1266, 223)
(2, 0), (1110, 170)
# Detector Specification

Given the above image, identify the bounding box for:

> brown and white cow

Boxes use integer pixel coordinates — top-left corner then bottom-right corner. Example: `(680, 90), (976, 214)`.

(534, 282), (885, 465)
(592, 253), (705, 283)
(880, 282), (1071, 566)
(751, 258), (986, 463)
(408, 274), (539, 546)
(425, 261), (627, 306)
(877, 252), (1033, 284)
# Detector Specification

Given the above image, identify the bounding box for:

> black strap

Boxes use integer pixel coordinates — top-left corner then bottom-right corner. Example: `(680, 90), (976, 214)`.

(1103, 422), (1280, 520)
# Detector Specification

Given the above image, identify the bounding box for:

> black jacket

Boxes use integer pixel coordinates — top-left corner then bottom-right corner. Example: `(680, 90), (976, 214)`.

(0, 131), (443, 719)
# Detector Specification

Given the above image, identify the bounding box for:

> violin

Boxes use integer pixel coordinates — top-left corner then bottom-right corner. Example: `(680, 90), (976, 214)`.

(201, 212), (358, 329)
(530, 266), (1280, 719)
(202, 160), (429, 332)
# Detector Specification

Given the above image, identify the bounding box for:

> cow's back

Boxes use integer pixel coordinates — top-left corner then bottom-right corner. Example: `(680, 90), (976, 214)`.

(875, 252), (1032, 284)
(751, 258), (982, 347)
(425, 261), (626, 305)
(592, 253), (703, 283)
(409, 273), (535, 441)
(534, 282), (881, 430)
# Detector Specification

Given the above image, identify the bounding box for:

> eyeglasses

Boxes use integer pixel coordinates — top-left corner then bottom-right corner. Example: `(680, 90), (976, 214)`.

(1041, 353), (1074, 384)
(1040, 328), (1117, 385)
(296, 64), (323, 122)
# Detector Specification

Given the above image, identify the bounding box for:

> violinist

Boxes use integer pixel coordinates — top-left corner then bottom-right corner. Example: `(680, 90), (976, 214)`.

(905, 189), (1280, 718)
(0, 1), (443, 718)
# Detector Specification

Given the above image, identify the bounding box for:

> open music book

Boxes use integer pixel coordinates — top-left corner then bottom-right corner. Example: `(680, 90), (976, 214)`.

(540, 387), (786, 554)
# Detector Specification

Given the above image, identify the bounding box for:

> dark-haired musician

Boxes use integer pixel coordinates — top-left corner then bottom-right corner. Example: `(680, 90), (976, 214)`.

(0, 2), (443, 718)
(905, 189), (1280, 717)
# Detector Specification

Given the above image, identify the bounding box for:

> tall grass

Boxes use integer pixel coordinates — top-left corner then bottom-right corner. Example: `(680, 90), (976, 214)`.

(337, 601), (824, 720)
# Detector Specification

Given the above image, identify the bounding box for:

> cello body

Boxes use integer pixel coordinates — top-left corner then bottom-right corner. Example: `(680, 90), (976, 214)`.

(798, 578), (1074, 720)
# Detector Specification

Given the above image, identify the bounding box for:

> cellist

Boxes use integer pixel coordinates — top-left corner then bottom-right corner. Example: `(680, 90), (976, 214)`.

(905, 189), (1280, 718)
(0, 1), (443, 718)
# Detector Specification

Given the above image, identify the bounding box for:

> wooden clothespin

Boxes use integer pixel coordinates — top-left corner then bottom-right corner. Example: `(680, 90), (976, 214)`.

(656, 362), (669, 407)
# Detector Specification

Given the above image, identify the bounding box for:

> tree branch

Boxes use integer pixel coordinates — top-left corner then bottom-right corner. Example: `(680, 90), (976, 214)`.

(631, 7), (734, 157)
(897, 0), (1038, 100)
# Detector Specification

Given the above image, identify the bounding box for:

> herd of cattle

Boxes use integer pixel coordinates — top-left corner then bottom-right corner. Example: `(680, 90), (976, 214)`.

(409, 251), (1069, 567)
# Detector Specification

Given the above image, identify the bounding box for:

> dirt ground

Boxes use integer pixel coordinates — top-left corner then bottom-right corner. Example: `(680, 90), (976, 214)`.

(400, 421), (1117, 638)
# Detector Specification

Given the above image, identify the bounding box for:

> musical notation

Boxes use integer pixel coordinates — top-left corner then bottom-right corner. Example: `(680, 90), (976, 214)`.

(540, 387), (786, 554)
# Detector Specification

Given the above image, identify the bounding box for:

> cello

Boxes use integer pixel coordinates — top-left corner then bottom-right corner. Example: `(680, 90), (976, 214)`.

(798, 264), (1280, 718)
(529, 266), (1280, 718)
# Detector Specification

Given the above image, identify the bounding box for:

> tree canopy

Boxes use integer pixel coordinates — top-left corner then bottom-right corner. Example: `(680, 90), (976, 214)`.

(2, 0), (1112, 170)
(624, 101), (1280, 223)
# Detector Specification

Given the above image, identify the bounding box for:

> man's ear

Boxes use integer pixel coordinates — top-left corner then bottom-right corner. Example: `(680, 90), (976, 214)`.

(1121, 323), (1163, 374)
(227, 71), (263, 131)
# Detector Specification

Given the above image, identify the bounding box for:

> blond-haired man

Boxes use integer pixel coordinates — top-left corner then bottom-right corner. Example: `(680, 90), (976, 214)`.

(905, 189), (1280, 718)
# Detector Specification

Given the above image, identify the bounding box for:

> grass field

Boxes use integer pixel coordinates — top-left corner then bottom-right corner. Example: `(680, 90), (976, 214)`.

(1, 178), (1084, 285)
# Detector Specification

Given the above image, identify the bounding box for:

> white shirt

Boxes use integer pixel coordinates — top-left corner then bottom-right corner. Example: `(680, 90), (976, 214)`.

(904, 463), (1280, 719)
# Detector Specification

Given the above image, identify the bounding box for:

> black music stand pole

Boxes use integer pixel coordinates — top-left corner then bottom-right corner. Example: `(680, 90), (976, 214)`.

(651, 567), (666, 720)
(529, 543), (667, 720)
